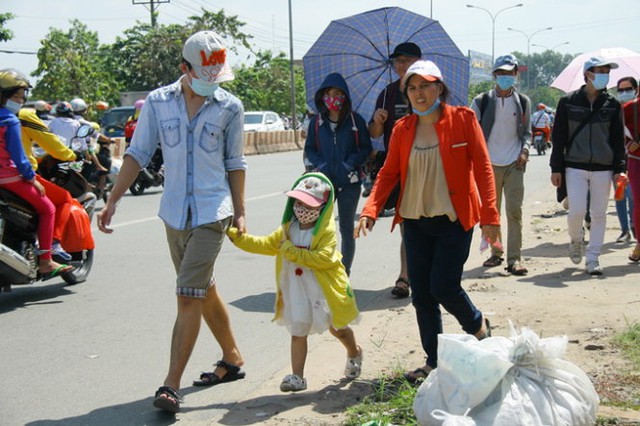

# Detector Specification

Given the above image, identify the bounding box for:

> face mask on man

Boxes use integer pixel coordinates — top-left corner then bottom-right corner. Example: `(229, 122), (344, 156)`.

(495, 75), (516, 91)
(3, 99), (23, 114)
(590, 73), (610, 90)
(188, 73), (219, 97)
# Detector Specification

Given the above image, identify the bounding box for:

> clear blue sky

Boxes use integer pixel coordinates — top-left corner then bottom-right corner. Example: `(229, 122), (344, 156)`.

(2, 0), (640, 82)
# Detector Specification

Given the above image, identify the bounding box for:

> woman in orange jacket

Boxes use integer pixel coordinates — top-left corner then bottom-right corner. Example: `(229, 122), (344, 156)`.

(355, 60), (500, 381)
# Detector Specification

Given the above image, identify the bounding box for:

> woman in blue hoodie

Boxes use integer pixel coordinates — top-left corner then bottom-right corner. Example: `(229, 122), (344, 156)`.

(304, 73), (372, 275)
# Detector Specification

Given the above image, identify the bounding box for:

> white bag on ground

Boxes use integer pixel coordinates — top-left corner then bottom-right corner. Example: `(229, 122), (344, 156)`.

(414, 321), (599, 426)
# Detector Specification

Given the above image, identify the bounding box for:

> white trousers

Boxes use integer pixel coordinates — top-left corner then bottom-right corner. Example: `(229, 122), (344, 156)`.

(565, 168), (612, 263)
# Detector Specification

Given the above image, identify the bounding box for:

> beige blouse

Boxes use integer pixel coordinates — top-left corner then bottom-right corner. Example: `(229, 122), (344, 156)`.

(399, 136), (457, 222)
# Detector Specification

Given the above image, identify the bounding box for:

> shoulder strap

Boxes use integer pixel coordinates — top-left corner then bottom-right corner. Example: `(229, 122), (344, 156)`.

(479, 92), (489, 118)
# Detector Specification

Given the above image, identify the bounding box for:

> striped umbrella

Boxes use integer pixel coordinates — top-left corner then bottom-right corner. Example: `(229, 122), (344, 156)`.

(302, 7), (469, 122)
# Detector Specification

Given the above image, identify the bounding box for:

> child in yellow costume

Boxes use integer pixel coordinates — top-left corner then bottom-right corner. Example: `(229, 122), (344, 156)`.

(227, 172), (362, 392)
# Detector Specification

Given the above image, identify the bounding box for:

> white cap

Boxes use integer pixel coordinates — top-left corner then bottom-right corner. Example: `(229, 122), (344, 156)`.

(401, 60), (443, 89)
(182, 31), (234, 84)
(286, 176), (330, 208)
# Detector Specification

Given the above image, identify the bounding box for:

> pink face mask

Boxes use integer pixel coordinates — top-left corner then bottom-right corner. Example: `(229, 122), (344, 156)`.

(322, 94), (346, 112)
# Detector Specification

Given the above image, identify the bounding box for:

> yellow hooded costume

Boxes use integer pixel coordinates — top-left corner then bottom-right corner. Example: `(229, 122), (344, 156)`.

(227, 172), (359, 330)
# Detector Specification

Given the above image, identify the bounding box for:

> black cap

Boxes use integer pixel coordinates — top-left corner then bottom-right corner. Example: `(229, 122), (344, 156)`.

(390, 42), (422, 59)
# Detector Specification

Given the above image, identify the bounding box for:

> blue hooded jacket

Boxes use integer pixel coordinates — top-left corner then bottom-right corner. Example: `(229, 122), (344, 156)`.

(0, 107), (35, 182)
(304, 73), (371, 189)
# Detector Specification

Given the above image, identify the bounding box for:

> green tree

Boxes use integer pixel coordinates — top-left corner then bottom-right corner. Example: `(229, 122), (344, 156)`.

(513, 49), (575, 108)
(31, 20), (121, 118)
(0, 13), (14, 42)
(224, 50), (306, 117)
(108, 8), (253, 91)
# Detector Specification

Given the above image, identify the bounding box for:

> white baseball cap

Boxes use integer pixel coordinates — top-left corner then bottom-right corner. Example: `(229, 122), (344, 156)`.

(401, 60), (443, 89)
(182, 31), (234, 84)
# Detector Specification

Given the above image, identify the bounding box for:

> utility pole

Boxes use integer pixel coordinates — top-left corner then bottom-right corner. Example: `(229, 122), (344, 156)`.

(132, 0), (169, 28)
(288, 0), (297, 134)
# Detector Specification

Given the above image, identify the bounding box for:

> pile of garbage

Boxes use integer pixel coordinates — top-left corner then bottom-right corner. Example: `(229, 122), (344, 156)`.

(413, 321), (599, 426)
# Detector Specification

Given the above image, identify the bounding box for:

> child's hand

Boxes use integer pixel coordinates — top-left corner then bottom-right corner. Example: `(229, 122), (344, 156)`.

(227, 226), (240, 241)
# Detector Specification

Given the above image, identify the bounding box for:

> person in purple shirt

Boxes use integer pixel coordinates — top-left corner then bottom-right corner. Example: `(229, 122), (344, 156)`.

(98, 31), (246, 413)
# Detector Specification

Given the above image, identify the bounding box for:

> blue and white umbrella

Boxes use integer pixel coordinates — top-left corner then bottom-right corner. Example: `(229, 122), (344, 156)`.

(303, 7), (469, 122)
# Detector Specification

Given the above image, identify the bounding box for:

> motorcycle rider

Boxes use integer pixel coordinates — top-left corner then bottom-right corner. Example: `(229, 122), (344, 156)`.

(531, 103), (551, 145)
(49, 101), (108, 176)
(70, 98), (114, 193)
(0, 68), (73, 279)
(34, 100), (54, 124)
(124, 99), (145, 144)
(18, 106), (94, 258)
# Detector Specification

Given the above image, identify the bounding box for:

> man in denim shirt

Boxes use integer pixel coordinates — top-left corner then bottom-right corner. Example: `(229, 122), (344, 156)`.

(98, 31), (246, 413)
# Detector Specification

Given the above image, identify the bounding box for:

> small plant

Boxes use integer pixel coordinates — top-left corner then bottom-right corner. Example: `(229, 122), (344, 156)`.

(612, 320), (640, 370)
(344, 374), (419, 426)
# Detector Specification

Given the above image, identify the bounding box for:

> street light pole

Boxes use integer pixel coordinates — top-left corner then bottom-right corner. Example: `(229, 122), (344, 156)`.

(466, 3), (524, 65)
(507, 26), (553, 89)
(531, 41), (570, 51)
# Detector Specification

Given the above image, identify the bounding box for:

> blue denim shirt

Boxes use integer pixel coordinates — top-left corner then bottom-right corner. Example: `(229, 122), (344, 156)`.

(126, 77), (246, 230)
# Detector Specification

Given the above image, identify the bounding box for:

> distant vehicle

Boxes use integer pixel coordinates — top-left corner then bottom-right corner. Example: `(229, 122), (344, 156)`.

(101, 106), (135, 138)
(243, 111), (285, 132)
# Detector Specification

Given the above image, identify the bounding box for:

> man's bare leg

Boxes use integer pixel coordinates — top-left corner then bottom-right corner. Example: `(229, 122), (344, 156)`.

(157, 295), (202, 408)
(201, 284), (244, 378)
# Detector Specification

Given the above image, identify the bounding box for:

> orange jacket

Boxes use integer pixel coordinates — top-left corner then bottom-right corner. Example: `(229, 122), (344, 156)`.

(361, 104), (500, 231)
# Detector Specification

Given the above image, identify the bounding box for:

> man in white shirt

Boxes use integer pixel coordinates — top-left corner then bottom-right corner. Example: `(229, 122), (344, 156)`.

(470, 54), (532, 275)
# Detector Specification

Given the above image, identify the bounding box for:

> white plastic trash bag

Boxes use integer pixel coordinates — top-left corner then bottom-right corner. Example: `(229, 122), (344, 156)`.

(414, 321), (599, 426)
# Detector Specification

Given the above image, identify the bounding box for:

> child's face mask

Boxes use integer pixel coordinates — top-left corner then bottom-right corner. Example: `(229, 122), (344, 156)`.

(293, 201), (322, 224)
(322, 94), (346, 111)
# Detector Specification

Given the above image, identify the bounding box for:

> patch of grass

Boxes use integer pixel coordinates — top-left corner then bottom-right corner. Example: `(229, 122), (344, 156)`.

(344, 375), (418, 426)
(612, 321), (640, 370)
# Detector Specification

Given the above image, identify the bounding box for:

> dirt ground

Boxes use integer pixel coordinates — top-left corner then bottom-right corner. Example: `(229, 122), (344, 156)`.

(216, 195), (640, 425)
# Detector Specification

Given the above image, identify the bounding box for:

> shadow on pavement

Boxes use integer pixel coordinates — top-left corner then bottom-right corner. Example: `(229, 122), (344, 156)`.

(230, 288), (410, 315)
(217, 379), (372, 425)
(25, 387), (237, 426)
(0, 283), (73, 314)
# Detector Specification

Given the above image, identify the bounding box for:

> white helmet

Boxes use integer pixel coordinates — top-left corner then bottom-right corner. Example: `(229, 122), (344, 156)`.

(70, 97), (87, 113)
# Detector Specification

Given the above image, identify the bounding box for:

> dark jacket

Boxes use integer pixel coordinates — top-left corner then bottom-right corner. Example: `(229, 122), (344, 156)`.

(304, 73), (372, 189)
(550, 86), (625, 174)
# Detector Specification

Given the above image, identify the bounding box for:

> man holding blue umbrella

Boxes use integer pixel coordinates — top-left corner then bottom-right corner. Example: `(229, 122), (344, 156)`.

(367, 42), (422, 299)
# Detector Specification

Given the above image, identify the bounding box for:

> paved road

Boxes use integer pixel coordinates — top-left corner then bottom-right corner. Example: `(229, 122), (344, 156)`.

(1, 149), (423, 425)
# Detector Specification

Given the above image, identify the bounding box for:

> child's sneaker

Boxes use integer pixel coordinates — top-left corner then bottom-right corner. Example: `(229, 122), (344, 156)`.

(279, 374), (307, 392)
(344, 347), (363, 379)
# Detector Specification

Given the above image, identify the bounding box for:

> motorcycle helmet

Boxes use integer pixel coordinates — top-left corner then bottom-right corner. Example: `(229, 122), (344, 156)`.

(134, 99), (145, 110)
(95, 100), (109, 110)
(34, 100), (52, 112)
(70, 97), (88, 113)
(537, 103), (546, 110)
(55, 101), (74, 117)
(0, 68), (32, 103)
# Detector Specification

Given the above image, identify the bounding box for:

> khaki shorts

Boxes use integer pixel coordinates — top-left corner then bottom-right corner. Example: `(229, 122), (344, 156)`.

(165, 217), (231, 298)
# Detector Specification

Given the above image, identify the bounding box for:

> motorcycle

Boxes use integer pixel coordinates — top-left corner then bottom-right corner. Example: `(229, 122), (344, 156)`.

(129, 146), (164, 196)
(533, 129), (547, 155)
(0, 125), (96, 292)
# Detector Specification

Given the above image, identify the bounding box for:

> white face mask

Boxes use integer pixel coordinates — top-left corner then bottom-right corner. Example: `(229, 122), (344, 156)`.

(188, 73), (219, 97)
(4, 99), (23, 114)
